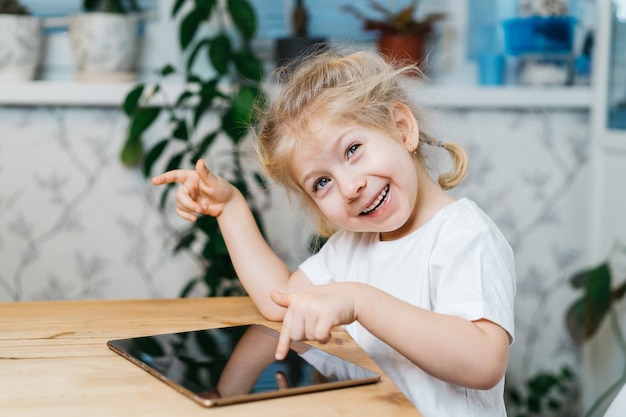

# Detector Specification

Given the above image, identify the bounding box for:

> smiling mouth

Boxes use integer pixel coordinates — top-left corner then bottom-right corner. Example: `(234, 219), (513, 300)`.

(360, 185), (389, 215)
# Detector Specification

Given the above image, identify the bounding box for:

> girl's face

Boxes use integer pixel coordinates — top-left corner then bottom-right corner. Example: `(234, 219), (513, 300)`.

(290, 105), (422, 241)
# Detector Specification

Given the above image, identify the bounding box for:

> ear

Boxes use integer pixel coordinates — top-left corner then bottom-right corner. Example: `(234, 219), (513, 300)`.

(392, 103), (420, 153)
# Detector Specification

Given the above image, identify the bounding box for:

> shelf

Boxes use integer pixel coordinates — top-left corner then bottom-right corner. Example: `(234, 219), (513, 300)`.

(0, 81), (592, 109)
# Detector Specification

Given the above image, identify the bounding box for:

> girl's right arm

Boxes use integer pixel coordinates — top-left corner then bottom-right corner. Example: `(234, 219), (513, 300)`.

(152, 159), (312, 320)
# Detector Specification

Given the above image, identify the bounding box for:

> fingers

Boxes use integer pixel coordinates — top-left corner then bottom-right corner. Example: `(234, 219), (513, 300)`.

(275, 323), (292, 361)
(151, 159), (215, 187)
(272, 290), (291, 360)
(272, 290), (333, 360)
(195, 159), (220, 188)
(175, 182), (203, 215)
(151, 160), (220, 221)
(151, 169), (193, 186)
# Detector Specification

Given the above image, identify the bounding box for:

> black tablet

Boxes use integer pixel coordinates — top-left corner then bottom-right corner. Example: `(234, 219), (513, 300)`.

(107, 324), (380, 407)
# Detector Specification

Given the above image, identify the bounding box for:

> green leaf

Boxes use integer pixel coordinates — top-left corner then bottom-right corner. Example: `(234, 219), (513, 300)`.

(203, 264), (221, 292)
(179, 277), (202, 297)
(193, 80), (219, 127)
(120, 135), (143, 167)
(253, 172), (268, 191)
(174, 231), (196, 253)
(171, 0), (186, 17)
(227, 0), (256, 40)
(508, 388), (522, 405)
(204, 232), (229, 257)
(129, 106), (161, 139)
(209, 35), (232, 75)
(122, 84), (144, 116)
(192, 132), (218, 162)
(172, 119), (189, 141)
(175, 90), (194, 107)
(159, 64), (176, 77)
(221, 110), (240, 143)
(186, 38), (210, 73)
(142, 139), (168, 178)
(233, 50), (263, 81)
(565, 262), (612, 344)
(527, 373), (558, 394)
(194, 0), (216, 17)
(166, 153), (185, 172)
(196, 215), (219, 234)
(158, 184), (175, 210)
(180, 8), (203, 50)
(222, 86), (258, 142)
(527, 395), (540, 413)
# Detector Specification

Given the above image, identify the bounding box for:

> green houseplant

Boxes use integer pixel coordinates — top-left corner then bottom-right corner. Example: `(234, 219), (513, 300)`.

(120, 0), (267, 297)
(342, 0), (445, 70)
(0, 0), (43, 80)
(68, 0), (143, 81)
(506, 242), (626, 417)
(563, 242), (626, 417)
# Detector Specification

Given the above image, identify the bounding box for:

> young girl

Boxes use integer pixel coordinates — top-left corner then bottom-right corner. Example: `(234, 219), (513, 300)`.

(152, 49), (516, 417)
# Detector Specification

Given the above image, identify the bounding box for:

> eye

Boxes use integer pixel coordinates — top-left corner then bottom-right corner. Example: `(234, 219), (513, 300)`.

(347, 143), (360, 158)
(313, 177), (331, 192)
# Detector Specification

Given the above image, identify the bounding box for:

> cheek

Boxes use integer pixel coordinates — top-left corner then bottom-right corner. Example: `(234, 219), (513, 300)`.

(314, 196), (346, 222)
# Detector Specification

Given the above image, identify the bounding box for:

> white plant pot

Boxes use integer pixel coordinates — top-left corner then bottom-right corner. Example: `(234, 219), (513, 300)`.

(0, 15), (43, 81)
(68, 12), (140, 82)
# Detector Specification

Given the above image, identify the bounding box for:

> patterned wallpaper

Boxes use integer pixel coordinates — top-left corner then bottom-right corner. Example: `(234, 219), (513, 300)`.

(0, 103), (590, 413)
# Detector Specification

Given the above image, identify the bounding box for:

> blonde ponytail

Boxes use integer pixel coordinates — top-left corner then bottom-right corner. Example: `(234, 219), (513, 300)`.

(437, 142), (469, 190)
(418, 134), (469, 190)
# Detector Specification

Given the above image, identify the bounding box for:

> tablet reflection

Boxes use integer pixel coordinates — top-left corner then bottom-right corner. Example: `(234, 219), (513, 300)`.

(114, 324), (376, 401)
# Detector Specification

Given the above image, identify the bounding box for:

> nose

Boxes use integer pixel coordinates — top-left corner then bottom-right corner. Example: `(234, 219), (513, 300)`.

(339, 175), (366, 203)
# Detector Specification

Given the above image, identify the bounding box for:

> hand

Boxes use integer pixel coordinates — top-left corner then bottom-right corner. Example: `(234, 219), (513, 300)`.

(270, 283), (359, 360)
(151, 159), (235, 222)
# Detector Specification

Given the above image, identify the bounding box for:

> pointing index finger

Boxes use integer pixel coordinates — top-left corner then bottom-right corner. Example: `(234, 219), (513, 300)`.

(275, 327), (292, 361)
(151, 169), (193, 186)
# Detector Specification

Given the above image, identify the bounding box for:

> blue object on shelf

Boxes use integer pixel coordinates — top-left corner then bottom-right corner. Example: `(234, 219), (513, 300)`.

(478, 54), (506, 85)
(502, 16), (576, 55)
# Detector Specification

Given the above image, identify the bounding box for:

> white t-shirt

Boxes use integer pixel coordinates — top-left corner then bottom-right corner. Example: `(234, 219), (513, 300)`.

(299, 198), (516, 417)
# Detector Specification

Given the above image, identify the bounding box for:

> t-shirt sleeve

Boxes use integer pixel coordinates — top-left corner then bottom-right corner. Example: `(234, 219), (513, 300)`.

(298, 233), (342, 286)
(430, 227), (516, 343)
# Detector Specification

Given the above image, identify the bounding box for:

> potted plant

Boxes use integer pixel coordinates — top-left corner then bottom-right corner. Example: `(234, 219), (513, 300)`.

(68, 0), (142, 82)
(0, 0), (44, 80)
(119, 0), (269, 297)
(342, 0), (445, 71)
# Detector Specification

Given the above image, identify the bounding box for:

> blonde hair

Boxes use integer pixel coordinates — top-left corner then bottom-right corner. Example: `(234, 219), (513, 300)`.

(254, 49), (468, 237)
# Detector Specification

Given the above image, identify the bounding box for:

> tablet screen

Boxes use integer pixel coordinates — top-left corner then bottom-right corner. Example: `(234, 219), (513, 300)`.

(107, 324), (380, 407)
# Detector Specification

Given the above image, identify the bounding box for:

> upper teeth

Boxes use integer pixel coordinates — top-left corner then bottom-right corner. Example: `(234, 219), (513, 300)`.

(362, 186), (389, 214)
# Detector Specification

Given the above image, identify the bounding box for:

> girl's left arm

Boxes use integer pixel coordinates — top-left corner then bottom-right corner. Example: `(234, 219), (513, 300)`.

(273, 282), (509, 390)
(353, 283), (509, 390)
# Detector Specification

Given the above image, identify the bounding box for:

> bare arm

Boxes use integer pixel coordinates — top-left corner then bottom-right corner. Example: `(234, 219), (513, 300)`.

(272, 282), (509, 390)
(152, 159), (312, 320)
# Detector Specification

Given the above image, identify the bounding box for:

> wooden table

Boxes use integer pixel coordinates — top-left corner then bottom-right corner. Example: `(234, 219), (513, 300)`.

(0, 297), (422, 416)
